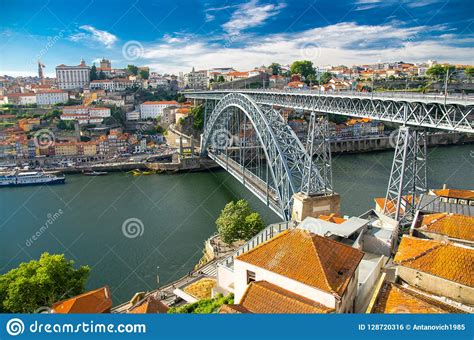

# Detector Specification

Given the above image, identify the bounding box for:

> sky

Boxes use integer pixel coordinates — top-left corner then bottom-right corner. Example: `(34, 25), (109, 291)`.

(0, 0), (473, 77)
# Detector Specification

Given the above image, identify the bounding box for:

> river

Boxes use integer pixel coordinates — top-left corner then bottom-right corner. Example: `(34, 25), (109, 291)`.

(0, 145), (473, 304)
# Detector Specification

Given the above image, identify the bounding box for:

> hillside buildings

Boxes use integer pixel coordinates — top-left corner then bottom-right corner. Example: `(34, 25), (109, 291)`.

(139, 101), (178, 119)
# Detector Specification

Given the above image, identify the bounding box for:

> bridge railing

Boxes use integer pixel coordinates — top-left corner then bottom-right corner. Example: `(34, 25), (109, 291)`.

(184, 88), (474, 104)
(218, 220), (295, 271)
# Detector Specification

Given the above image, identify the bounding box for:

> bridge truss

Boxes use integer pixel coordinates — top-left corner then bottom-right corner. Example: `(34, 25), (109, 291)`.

(187, 90), (473, 222)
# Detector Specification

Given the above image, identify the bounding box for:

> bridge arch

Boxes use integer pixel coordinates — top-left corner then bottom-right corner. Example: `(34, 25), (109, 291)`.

(201, 93), (323, 219)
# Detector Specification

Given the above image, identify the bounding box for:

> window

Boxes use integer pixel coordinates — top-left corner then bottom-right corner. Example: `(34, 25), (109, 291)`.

(246, 270), (256, 284)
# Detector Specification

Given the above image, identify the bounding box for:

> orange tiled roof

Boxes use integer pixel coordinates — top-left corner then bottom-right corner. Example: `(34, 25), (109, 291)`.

(52, 286), (112, 314)
(372, 282), (466, 314)
(238, 281), (333, 314)
(236, 229), (364, 297)
(318, 213), (347, 224)
(432, 189), (474, 200)
(374, 195), (416, 214)
(128, 296), (169, 314)
(394, 236), (474, 287)
(417, 213), (474, 242)
(219, 304), (251, 314)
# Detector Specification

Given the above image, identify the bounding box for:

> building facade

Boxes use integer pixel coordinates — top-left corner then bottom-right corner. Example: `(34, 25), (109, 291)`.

(56, 59), (90, 90)
(140, 101), (178, 120)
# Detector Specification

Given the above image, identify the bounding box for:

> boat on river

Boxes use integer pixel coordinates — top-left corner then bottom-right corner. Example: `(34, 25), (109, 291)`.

(0, 170), (65, 187)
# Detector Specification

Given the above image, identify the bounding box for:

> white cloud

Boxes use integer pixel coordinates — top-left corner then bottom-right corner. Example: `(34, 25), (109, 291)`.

(70, 25), (117, 48)
(222, 0), (286, 36)
(139, 22), (473, 74)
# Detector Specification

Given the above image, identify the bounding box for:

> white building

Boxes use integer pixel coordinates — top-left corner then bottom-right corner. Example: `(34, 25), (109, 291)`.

(184, 67), (208, 89)
(90, 78), (133, 92)
(218, 228), (364, 314)
(126, 111), (140, 121)
(61, 106), (110, 124)
(56, 59), (90, 90)
(36, 90), (69, 105)
(6, 93), (37, 105)
(140, 101), (178, 120)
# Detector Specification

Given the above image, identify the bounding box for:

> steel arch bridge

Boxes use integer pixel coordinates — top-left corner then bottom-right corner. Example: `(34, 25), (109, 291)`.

(185, 89), (474, 222)
(202, 93), (331, 219)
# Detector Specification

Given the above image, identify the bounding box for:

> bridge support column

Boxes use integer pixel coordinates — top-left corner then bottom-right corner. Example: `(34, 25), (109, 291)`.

(291, 192), (341, 223)
(384, 126), (427, 223)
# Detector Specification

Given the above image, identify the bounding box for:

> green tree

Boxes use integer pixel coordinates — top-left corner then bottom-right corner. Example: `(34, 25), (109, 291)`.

(216, 199), (265, 244)
(139, 69), (149, 80)
(190, 105), (204, 130)
(98, 71), (106, 80)
(319, 72), (333, 85)
(57, 120), (75, 130)
(0, 253), (90, 313)
(426, 64), (455, 80)
(127, 64), (139, 76)
(90, 64), (98, 81)
(217, 75), (225, 82)
(290, 60), (315, 79)
(464, 66), (474, 81)
(269, 62), (281, 76)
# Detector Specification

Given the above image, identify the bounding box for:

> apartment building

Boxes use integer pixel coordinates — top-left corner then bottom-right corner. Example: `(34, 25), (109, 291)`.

(56, 59), (90, 90)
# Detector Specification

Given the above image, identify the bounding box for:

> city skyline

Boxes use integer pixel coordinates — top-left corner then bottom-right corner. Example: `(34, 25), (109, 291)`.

(1, 0), (473, 77)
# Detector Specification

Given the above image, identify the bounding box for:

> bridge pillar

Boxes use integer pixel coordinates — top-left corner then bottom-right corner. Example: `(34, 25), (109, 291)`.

(291, 192), (341, 223)
(384, 126), (427, 223)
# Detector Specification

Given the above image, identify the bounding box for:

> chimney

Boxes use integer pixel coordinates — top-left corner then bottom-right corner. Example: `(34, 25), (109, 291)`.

(442, 184), (447, 189)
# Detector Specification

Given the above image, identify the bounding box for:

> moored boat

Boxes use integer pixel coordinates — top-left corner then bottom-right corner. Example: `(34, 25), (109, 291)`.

(0, 170), (65, 187)
(83, 171), (108, 176)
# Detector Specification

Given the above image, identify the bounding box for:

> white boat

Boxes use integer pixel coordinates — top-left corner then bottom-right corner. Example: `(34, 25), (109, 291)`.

(0, 171), (66, 187)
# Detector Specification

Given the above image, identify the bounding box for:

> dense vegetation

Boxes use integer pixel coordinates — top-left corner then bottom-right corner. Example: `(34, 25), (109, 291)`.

(216, 199), (265, 244)
(0, 253), (90, 313)
(167, 294), (234, 314)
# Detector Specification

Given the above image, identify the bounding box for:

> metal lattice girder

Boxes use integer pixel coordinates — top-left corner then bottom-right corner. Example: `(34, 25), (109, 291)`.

(302, 112), (333, 195)
(384, 127), (427, 222)
(185, 90), (474, 133)
(201, 93), (327, 220)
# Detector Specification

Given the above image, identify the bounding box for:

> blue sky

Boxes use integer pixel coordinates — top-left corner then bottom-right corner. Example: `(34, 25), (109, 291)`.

(0, 0), (473, 76)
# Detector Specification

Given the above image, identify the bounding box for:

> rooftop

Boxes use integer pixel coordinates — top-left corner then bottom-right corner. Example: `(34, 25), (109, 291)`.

(371, 282), (466, 314)
(128, 296), (169, 314)
(226, 281), (334, 314)
(432, 188), (474, 200)
(236, 229), (364, 297)
(142, 101), (178, 105)
(52, 286), (112, 314)
(394, 235), (474, 287)
(415, 212), (474, 242)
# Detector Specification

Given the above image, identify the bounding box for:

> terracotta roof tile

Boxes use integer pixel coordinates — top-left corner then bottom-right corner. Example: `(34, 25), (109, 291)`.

(432, 189), (474, 200)
(128, 296), (169, 314)
(219, 304), (251, 314)
(319, 213), (347, 224)
(372, 282), (466, 314)
(236, 229), (364, 297)
(416, 213), (474, 242)
(238, 281), (334, 314)
(52, 286), (112, 313)
(394, 236), (474, 287)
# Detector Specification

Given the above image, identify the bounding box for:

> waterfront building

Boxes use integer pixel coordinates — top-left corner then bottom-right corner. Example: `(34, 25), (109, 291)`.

(428, 188), (474, 206)
(410, 212), (474, 245)
(140, 101), (178, 120)
(228, 229), (364, 313)
(35, 90), (69, 105)
(394, 235), (474, 305)
(55, 59), (90, 90)
(54, 142), (78, 156)
(52, 286), (112, 313)
(369, 281), (467, 314)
